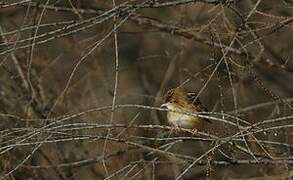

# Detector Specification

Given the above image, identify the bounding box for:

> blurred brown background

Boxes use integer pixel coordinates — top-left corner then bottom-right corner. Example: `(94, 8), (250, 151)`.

(0, 0), (293, 179)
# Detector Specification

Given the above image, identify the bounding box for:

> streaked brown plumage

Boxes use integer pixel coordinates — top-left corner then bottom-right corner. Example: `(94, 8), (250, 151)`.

(161, 87), (211, 130)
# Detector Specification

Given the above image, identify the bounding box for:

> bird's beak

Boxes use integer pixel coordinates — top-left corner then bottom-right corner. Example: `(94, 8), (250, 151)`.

(161, 103), (169, 107)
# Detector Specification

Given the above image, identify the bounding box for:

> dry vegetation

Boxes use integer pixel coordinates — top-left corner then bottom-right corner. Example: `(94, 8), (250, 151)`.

(0, 0), (293, 179)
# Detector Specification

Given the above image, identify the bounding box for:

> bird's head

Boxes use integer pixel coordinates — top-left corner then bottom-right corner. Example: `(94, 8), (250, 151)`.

(161, 88), (188, 110)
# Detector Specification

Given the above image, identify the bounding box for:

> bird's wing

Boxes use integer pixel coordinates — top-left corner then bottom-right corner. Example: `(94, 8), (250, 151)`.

(187, 92), (212, 123)
(186, 92), (203, 108)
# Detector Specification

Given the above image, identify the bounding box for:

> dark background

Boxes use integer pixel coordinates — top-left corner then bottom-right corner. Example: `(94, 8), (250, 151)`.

(0, 0), (293, 179)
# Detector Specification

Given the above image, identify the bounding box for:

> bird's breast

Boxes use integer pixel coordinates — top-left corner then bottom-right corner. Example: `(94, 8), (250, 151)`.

(167, 111), (202, 129)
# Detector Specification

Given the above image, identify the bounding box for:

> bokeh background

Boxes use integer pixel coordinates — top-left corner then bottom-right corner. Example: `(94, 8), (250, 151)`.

(0, 0), (293, 179)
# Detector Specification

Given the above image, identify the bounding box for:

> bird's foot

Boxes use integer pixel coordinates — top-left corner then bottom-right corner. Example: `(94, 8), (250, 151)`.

(170, 125), (181, 135)
(187, 128), (198, 135)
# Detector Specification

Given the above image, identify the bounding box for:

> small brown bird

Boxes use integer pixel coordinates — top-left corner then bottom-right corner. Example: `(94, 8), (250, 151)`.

(161, 87), (212, 131)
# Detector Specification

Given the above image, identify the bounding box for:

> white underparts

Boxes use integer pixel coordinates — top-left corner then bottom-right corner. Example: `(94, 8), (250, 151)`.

(165, 103), (200, 129)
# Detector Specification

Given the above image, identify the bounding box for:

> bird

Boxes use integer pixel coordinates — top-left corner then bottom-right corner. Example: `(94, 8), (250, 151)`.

(161, 87), (212, 132)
